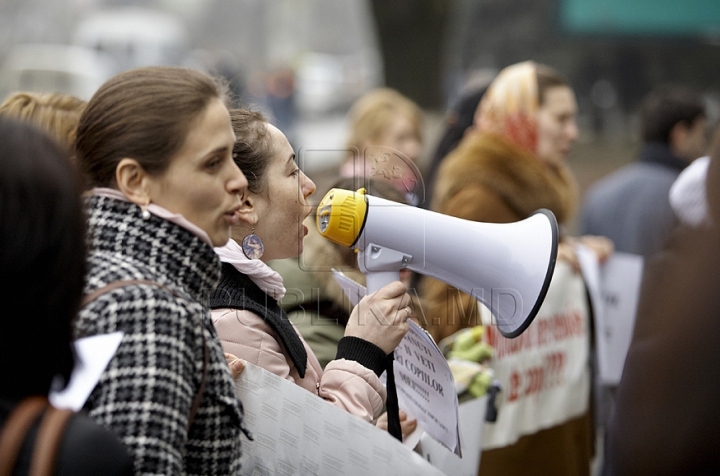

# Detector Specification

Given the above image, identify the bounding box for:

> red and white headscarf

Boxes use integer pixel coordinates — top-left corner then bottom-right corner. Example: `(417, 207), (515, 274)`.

(474, 61), (539, 155)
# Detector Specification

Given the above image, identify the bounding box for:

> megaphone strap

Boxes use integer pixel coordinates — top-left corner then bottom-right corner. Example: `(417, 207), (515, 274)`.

(385, 353), (403, 442)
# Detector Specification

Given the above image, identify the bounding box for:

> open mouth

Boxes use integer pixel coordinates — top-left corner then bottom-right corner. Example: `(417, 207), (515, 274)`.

(225, 207), (242, 225)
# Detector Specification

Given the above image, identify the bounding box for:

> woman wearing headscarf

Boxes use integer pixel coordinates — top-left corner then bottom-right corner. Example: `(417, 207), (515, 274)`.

(421, 61), (610, 476)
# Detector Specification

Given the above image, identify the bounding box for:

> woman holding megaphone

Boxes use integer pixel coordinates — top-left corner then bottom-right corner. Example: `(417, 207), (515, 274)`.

(210, 109), (414, 425)
(421, 61), (612, 476)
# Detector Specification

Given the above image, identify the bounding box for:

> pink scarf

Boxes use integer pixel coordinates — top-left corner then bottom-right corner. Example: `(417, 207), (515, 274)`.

(214, 239), (287, 300)
(92, 188), (213, 245)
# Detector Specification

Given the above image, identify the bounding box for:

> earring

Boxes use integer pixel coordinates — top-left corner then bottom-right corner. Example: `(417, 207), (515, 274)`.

(141, 200), (151, 220)
(241, 227), (264, 260)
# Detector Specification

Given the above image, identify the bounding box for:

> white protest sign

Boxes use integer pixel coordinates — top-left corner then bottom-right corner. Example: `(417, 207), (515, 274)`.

(234, 363), (444, 476)
(392, 321), (460, 455)
(415, 395), (488, 476)
(576, 247), (644, 385)
(333, 270), (461, 455)
(50, 331), (124, 411)
(332, 269), (364, 306)
(479, 262), (591, 449)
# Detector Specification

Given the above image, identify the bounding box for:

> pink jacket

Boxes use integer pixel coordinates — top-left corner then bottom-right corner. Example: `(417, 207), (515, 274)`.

(212, 307), (386, 423)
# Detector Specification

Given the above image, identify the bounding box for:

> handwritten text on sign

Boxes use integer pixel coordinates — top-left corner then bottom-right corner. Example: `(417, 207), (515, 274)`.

(393, 321), (459, 454)
(479, 262), (591, 449)
(396, 336), (445, 399)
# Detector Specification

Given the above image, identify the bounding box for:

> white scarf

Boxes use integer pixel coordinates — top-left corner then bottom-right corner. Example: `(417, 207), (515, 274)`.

(214, 238), (287, 300)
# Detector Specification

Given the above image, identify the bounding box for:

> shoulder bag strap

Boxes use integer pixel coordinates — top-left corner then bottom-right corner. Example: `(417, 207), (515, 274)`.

(82, 279), (208, 431)
(0, 397), (48, 476)
(28, 407), (74, 476)
(81, 279), (174, 308)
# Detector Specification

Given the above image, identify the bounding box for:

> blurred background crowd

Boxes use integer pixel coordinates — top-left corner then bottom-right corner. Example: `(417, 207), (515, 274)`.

(1, 2), (719, 474)
(2, 0), (719, 235)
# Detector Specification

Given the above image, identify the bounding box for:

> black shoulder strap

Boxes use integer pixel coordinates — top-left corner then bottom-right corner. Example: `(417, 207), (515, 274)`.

(210, 264), (308, 378)
(82, 280), (208, 430)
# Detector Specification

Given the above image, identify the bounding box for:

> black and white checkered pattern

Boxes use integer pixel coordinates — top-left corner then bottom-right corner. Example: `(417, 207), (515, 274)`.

(75, 196), (245, 476)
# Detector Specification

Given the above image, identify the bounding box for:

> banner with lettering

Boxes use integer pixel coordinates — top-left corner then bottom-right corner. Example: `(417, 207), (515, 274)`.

(235, 363), (444, 475)
(479, 262), (591, 449)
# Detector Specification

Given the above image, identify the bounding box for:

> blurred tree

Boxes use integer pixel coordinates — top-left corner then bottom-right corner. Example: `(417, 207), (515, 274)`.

(370, 0), (453, 110)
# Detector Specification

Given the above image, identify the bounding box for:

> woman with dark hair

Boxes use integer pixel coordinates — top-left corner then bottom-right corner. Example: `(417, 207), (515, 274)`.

(275, 176), (410, 370)
(210, 108), (413, 425)
(73, 66), (249, 475)
(0, 117), (133, 475)
(422, 84), (488, 209)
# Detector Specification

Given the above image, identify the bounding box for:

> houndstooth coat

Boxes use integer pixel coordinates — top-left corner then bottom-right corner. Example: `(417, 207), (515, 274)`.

(74, 195), (246, 476)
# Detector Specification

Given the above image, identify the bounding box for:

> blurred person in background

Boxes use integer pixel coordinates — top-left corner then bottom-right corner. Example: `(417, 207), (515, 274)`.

(420, 61), (611, 476)
(0, 117), (133, 476)
(667, 125), (720, 229)
(422, 83), (489, 209)
(0, 92), (86, 153)
(73, 66), (249, 475)
(580, 86), (708, 259)
(210, 108), (415, 428)
(604, 135), (720, 476)
(337, 87), (424, 205)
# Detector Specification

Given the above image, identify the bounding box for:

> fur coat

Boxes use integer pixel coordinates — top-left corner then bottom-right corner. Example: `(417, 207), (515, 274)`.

(420, 132), (593, 476)
(422, 131), (578, 342)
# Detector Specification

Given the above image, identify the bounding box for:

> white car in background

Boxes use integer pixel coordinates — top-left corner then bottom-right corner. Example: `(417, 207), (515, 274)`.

(72, 7), (190, 75)
(294, 48), (382, 116)
(0, 43), (115, 101)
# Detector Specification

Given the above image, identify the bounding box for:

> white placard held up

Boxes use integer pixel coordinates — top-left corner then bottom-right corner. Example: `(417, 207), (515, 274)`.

(392, 321), (460, 455)
(479, 262), (591, 449)
(49, 331), (123, 411)
(577, 247), (644, 385)
(415, 395), (488, 476)
(333, 270), (461, 455)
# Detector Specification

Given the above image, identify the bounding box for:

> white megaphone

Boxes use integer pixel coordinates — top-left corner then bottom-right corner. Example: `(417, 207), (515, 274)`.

(315, 188), (558, 338)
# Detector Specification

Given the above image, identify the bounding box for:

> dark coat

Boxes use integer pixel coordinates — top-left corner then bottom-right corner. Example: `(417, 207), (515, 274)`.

(580, 142), (688, 259)
(74, 195), (245, 476)
(605, 155), (720, 475)
(0, 402), (134, 476)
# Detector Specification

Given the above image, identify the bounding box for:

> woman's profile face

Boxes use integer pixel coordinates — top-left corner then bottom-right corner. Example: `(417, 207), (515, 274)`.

(252, 124), (316, 262)
(536, 85), (579, 168)
(146, 98), (247, 246)
(373, 113), (422, 165)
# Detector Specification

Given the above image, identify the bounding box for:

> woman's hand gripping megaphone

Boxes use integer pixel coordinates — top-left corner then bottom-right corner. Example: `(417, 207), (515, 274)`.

(344, 280), (412, 354)
(317, 186), (559, 338)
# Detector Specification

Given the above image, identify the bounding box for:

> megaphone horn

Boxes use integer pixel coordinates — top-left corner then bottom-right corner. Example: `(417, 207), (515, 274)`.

(316, 188), (558, 338)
